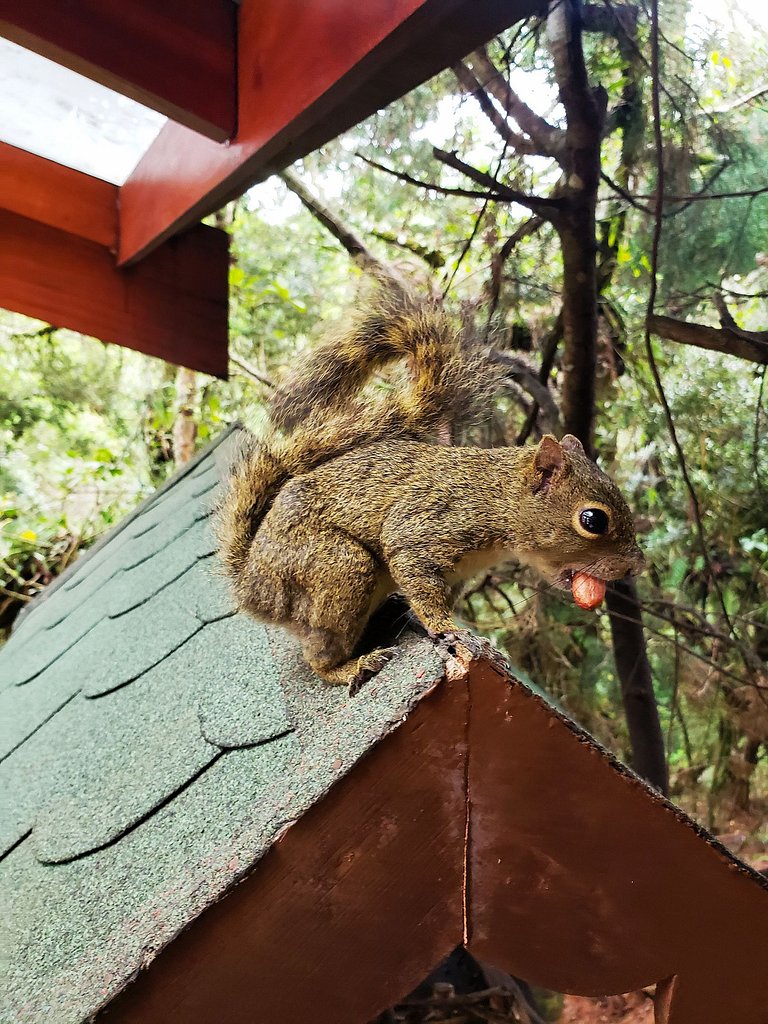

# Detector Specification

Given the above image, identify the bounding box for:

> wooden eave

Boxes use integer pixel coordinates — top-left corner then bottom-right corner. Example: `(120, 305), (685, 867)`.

(99, 657), (768, 1024)
(0, 0), (542, 375)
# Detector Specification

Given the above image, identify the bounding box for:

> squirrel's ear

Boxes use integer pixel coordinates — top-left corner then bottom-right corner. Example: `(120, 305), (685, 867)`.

(561, 434), (585, 457)
(533, 435), (564, 493)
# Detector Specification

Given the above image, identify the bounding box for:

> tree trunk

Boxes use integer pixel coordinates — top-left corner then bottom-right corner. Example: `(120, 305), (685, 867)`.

(172, 365), (198, 467)
(606, 580), (669, 792)
(547, 0), (668, 793)
(558, 214), (599, 448)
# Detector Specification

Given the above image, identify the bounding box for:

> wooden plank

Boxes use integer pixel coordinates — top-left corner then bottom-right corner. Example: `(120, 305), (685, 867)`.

(97, 679), (468, 1024)
(0, 1), (236, 141)
(118, 0), (541, 264)
(465, 660), (768, 1024)
(0, 143), (118, 249)
(0, 211), (229, 377)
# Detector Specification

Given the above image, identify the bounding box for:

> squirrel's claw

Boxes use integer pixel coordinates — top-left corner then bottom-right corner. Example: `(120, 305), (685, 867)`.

(348, 647), (397, 696)
(430, 628), (508, 672)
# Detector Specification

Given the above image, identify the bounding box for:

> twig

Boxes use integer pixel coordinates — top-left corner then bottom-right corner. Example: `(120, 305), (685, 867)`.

(279, 169), (410, 293)
(357, 153), (516, 202)
(228, 352), (274, 388)
(432, 148), (563, 216)
(600, 171), (654, 214)
(485, 216), (545, 334)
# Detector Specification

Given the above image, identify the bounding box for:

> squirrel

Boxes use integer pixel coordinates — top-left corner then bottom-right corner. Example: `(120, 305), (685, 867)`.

(216, 298), (645, 690)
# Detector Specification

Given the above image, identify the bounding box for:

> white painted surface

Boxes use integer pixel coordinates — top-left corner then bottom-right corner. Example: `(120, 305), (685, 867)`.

(0, 38), (165, 184)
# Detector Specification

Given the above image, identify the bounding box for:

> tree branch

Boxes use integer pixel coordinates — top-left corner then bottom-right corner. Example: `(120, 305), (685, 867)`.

(432, 148), (564, 217)
(467, 46), (566, 160)
(486, 216), (545, 331)
(356, 152), (517, 203)
(648, 314), (768, 365)
(229, 351), (274, 388)
(712, 83), (768, 114)
(452, 61), (540, 155)
(492, 352), (563, 436)
(279, 169), (409, 293)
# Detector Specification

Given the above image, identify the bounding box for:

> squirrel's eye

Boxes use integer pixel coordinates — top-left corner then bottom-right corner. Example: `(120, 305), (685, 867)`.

(578, 507), (609, 536)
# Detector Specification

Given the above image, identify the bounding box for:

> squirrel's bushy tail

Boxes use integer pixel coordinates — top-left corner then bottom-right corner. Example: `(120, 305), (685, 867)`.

(270, 298), (498, 437)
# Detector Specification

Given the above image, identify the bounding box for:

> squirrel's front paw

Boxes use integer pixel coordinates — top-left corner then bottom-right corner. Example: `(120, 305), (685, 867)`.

(348, 647), (397, 695)
(430, 629), (507, 669)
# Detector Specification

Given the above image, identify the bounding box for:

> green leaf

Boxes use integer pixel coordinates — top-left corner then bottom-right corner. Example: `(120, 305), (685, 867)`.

(668, 557), (688, 588)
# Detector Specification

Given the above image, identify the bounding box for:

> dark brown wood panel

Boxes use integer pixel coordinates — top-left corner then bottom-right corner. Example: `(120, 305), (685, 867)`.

(0, 143), (118, 248)
(465, 661), (768, 1024)
(0, 1), (236, 141)
(98, 680), (468, 1024)
(0, 211), (229, 376)
(118, 0), (542, 264)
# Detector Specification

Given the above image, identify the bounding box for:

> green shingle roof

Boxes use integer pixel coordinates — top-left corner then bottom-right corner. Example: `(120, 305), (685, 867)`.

(0, 426), (444, 1024)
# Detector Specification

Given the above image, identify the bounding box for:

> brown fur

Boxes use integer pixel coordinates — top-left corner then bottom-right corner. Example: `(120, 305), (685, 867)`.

(216, 305), (644, 689)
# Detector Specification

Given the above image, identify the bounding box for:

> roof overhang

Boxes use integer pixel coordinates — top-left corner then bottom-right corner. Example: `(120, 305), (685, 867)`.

(0, 0), (543, 375)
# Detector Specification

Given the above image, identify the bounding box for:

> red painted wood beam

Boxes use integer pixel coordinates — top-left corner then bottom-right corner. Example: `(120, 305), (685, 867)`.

(0, 211), (229, 377)
(0, 1), (236, 142)
(118, 0), (541, 265)
(0, 142), (118, 249)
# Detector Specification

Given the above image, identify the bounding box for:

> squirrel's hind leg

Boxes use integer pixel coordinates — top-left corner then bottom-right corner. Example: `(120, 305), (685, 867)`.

(291, 529), (397, 690)
(302, 630), (396, 692)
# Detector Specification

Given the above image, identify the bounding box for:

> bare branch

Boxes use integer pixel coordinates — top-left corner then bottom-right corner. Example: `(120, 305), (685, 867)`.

(492, 353), (563, 435)
(712, 292), (738, 330)
(648, 314), (768, 365)
(486, 216), (545, 331)
(600, 171), (654, 213)
(467, 46), (566, 160)
(432, 148), (564, 217)
(356, 152), (515, 203)
(639, 183), (768, 203)
(279, 169), (409, 293)
(229, 352), (274, 388)
(452, 61), (541, 155)
(712, 83), (768, 114)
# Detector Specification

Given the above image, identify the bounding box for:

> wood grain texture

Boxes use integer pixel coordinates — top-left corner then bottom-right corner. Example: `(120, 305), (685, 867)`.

(118, 0), (541, 264)
(98, 679), (469, 1024)
(0, 211), (229, 377)
(0, 0), (236, 140)
(0, 143), (118, 248)
(465, 660), (768, 1024)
